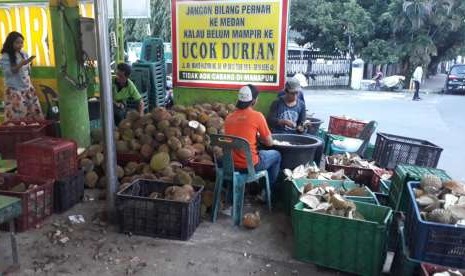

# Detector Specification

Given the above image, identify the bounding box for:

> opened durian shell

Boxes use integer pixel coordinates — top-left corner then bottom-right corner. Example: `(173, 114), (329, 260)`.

(416, 194), (440, 212)
(329, 192), (355, 210)
(443, 180), (465, 196)
(448, 204), (465, 221)
(420, 174), (443, 194)
(345, 187), (367, 197)
(300, 194), (321, 209)
(426, 208), (454, 224)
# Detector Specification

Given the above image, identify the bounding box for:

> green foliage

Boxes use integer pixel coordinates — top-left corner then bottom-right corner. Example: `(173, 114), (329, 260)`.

(360, 39), (398, 64)
(290, 0), (465, 74)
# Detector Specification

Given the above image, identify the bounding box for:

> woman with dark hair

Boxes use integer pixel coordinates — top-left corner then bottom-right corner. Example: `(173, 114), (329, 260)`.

(0, 31), (43, 121)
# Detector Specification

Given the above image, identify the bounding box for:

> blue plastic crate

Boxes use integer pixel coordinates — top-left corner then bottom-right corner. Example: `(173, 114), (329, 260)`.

(405, 181), (465, 268)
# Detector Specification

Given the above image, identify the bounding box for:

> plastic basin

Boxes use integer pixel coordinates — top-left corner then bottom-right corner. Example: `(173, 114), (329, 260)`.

(306, 117), (323, 135)
(271, 134), (323, 170)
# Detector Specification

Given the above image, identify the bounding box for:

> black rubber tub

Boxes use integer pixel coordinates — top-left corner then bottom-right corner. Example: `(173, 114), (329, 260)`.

(306, 117), (323, 135)
(271, 134), (324, 170)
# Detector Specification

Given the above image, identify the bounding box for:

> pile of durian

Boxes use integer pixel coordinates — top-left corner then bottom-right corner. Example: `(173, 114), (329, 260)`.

(79, 104), (232, 205)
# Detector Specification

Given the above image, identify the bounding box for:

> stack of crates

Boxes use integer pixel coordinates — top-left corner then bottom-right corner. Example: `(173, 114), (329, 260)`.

(16, 137), (83, 213)
(132, 38), (166, 110)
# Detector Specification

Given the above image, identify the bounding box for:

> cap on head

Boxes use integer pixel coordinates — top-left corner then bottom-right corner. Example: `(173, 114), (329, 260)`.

(285, 77), (301, 92)
(236, 84), (259, 109)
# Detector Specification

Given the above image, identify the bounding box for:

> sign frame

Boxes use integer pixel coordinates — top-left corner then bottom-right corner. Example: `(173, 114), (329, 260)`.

(171, 0), (289, 91)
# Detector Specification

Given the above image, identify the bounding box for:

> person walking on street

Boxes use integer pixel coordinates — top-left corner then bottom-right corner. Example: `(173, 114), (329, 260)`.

(412, 65), (423, 100)
(224, 85), (282, 193)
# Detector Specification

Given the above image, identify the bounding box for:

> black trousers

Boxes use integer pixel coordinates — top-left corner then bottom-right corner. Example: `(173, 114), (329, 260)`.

(413, 81), (420, 99)
(114, 104), (126, 126)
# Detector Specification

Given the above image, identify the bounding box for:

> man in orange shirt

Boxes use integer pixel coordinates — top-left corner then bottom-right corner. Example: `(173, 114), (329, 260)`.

(224, 84), (282, 190)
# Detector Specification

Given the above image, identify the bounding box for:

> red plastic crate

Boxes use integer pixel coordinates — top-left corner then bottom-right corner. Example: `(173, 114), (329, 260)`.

(328, 116), (367, 138)
(17, 137), (78, 180)
(0, 173), (54, 232)
(187, 160), (215, 180)
(116, 152), (142, 166)
(371, 168), (393, 193)
(0, 120), (55, 159)
(325, 156), (378, 191)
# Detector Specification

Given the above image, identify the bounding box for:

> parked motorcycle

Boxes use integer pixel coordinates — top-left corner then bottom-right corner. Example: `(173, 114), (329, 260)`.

(367, 75), (405, 91)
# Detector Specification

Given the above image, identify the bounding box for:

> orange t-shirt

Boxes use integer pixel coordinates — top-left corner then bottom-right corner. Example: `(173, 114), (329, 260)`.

(224, 107), (272, 169)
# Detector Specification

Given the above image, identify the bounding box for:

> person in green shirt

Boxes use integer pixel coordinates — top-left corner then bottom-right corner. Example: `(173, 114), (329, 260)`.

(113, 63), (144, 125)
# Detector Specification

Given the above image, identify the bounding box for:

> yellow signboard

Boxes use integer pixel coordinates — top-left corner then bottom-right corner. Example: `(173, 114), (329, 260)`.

(172, 0), (289, 90)
(0, 2), (94, 67)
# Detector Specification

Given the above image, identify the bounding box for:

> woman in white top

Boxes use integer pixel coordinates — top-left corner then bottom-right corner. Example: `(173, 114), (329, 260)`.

(412, 65), (423, 100)
(0, 31), (43, 121)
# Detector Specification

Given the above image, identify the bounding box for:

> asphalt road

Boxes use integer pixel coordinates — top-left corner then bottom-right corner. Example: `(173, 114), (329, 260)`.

(303, 89), (465, 181)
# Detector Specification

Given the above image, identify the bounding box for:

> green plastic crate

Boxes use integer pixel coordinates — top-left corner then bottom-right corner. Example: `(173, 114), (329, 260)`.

(388, 165), (451, 212)
(290, 178), (379, 211)
(0, 195), (21, 224)
(380, 179), (391, 195)
(282, 177), (354, 215)
(292, 201), (392, 276)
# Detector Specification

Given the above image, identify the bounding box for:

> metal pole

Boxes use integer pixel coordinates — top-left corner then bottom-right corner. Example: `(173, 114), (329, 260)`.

(94, 0), (117, 217)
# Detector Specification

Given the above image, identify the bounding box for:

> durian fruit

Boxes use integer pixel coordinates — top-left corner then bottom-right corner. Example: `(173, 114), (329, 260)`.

(140, 144), (154, 160)
(139, 134), (153, 146)
(174, 169), (193, 185)
(420, 174), (443, 194)
(92, 152), (104, 167)
(154, 132), (167, 143)
(129, 139), (141, 151)
(173, 105), (187, 113)
(85, 171), (99, 188)
(158, 144), (170, 154)
(126, 110), (141, 121)
(160, 166), (175, 178)
(87, 144), (103, 157)
(164, 185), (191, 202)
(167, 137), (182, 151)
(182, 184), (195, 197)
(121, 129), (134, 141)
(124, 161), (139, 176)
(97, 177), (106, 189)
(165, 127), (182, 138)
(201, 190), (214, 208)
(134, 128), (144, 138)
(243, 211), (260, 229)
(90, 128), (103, 143)
(150, 152), (170, 172)
(80, 158), (94, 173)
(179, 136), (193, 146)
(207, 127), (218, 135)
(157, 120), (170, 132)
(118, 118), (132, 130)
(142, 164), (152, 174)
(144, 124), (156, 135)
(116, 166), (124, 179)
(192, 175), (206, 186)
(177, 148), (194, 161)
